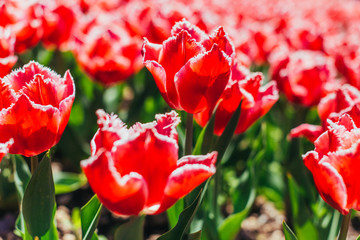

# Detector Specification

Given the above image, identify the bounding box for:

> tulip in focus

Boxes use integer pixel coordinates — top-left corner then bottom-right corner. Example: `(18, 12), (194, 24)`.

(81, 110), (217, 216)
(142, 19), (233, 114)
(195, 63), (279, 135)
(303, 114), (360, 214)
(0, 61), (75, 157)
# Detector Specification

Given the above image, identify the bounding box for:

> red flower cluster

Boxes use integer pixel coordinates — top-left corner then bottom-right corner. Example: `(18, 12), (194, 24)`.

(303, 114), (360, 214)
(0, 61), (75, 157)
(142, 20), (233, 114)
(195, 63), (279, 135)
(81, 110), (217, 215)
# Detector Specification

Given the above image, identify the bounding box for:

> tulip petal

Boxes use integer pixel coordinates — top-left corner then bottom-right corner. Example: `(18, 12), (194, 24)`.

(290, 124), (324, 142)
(155, 152), (217, 214)
(303, 151), (348, 214)
(112, 128), (178, 208)
(154, 110), (180, 141)
(157, 30), (205, 109)
(175, 44), (231, 113)
(81, 149), (148, 216)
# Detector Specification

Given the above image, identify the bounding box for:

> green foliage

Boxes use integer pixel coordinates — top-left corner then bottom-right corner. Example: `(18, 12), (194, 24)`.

(159, 189), (205, 240)
(114, 215), (145, 240)
(22, 152), (56, 238)
(81, 195), (103, 240)
(283, 221), (298, 240)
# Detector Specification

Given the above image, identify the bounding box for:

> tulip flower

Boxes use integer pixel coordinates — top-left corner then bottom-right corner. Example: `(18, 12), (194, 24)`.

(142, 19), (233, 114)
(291, 84), (360, 142)
(0, 61), (75, 157)
(270, 50), (339, 106)
(74, 22), (142, 86)
(195, 63), (279, 135)
(81, 110), (217, 216)
(303, 114), (360, 214)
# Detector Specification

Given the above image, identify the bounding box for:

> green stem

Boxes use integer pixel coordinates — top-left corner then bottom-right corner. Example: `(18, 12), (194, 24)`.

(184, 113), (193, 156)
(30, 155), (38, 174)
(213, 166), (221, 224)
(338, 213), (351, 240)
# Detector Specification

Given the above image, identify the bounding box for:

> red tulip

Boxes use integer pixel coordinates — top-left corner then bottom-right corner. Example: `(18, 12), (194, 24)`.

(41, 2), (78, 50)
(303, 114), (360, 214)
(291, 84), (360, 142)
(74, 22), (142, 86)
(0, 27), (17, 77)
(0, 61), (75, 157)
(270, 50), (339, 107)
(195, 62), (279, 135)
(0, 138), (13, 163)
(0, 1), (44, 53)
(142, 19), (233, 114)
(81, 110), (217, 216)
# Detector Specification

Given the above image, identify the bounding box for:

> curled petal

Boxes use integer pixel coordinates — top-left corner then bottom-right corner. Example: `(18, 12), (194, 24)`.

(155, 151), (217, 214)
(170, 19), (207, 42)
(303, 151), (348, 214)
(154, 110), (180, 141)
(290, 124), (324, 143)
(81, 149), (148, 216)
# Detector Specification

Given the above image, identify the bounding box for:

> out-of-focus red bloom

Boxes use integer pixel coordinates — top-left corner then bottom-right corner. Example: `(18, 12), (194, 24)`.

(291, 84), (360, 142)
(142, 19), (233, 114)
(194, 63), (278, 135)
(0, 61), (75, 157)
(0, 27), (17, 77)
(74, 23), (142, 86)
(81, 110), (217, 216)
(41, 1), (78, 50)
(270, 50), (339, 106)
(303, 114), (360, 214)
(0, 139), (13, 163)
(0, 1), (44, 53)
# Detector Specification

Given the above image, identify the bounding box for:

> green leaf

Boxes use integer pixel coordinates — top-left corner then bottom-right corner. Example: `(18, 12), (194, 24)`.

(357, 234), (360, 240)
(283, 221), (298, 240)
(193, 103), (219, 155)
(167, 198), (184, 229)
(158, 188), (205, 240)
(114, 215), (145, 240)
(42, 205), (59, 240)
(81, 195), (103, 240)
(54, 171), (87, 195)
(287, 174), (319, 240)
(218, 169), (256, 240)
(11, 155), (31, 201)
(22, 152), (56, 238)
(214, 99), (243, 165)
